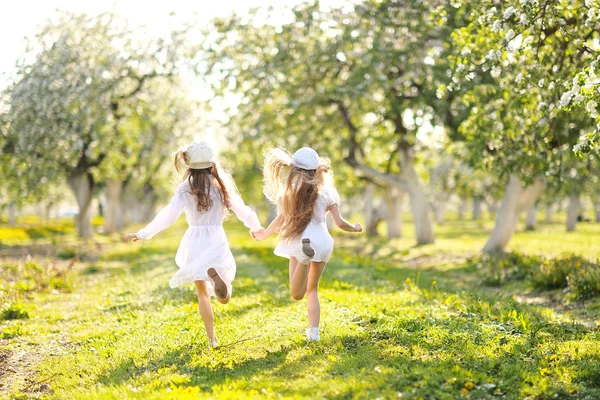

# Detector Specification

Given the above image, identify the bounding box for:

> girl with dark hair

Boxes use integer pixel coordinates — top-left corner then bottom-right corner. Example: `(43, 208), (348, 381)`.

(125, 141), (262, 348)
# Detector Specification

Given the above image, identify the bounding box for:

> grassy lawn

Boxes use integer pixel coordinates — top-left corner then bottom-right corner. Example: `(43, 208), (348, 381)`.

(1, 215), (599, 399)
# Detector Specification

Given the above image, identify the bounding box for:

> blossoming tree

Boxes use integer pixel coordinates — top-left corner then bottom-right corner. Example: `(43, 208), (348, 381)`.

(448, 0), (599, 251)
(2, 12), (191, 237)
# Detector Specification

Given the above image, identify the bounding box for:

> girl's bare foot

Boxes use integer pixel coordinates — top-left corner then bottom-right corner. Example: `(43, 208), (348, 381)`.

(208, 268), (228, 300)
(302, 238), (315, 258)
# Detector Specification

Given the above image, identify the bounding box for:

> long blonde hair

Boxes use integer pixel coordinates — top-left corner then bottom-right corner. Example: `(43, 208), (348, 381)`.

(173, 147), (237, 213)
(263, 148), (333, 240)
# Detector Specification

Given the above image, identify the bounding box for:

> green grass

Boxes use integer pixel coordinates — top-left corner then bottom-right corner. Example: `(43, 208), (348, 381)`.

(0, 216), (599, 399)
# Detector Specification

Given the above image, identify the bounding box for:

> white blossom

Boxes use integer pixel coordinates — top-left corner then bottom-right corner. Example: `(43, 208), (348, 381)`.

(587, 100), (598, 118)
(515, 73), (523, 83)
(573, 94), (584, 104)
(503, 7), (516, 19)
(548, 81), (555, 90)
(559, 91), (574, 107)
(492, 20), (503, 32)
(491, 66), (501, 78)
(537, 78), (545, 88)
(506, 29), (516, 40)
(519, 13), (529, 24)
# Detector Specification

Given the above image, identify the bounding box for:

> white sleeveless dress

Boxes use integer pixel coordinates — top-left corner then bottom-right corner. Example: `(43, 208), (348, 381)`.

(136, 181), (262, 296)
(274, 186), (340, 264)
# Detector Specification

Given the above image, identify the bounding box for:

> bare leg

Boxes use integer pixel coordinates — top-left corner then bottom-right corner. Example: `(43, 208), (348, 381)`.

(289, 256), (309, 300)
(306, 262), (326, 328)
(194, 280), (216, 341)
(289, 256), (299, 288)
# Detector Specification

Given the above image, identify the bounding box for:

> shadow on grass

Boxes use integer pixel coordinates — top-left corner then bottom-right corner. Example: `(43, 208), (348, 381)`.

(84, 233), (600, 399)
(97, 342), (301, 392)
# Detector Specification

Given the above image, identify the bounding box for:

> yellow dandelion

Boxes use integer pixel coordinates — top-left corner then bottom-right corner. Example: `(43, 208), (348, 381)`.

(460, 388), (469, 395)
(464, 382), (475, 390)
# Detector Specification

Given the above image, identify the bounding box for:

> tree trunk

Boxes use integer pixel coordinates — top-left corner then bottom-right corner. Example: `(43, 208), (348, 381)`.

(432, 201), (446, 225)
(67, 170), (94, 238)
(364, 181), (379, 236)
(545, 203), (553, 223)
(44, 202), (52, 224)
(104, 179), (123, 234)
(141, 186), (157, 222)
(486, 199), (499, 218)
(483, 175), (546, 252)
(525, 206), (537, 231)
(595, 195), (600, 223)
(472, 196), (483, 220)
(566, 193), (580, 232)
(385, 186), (403, 238)
(8, 202), (17, 226)
(458, 197), (467, 220)
(399, 147), (434, 245)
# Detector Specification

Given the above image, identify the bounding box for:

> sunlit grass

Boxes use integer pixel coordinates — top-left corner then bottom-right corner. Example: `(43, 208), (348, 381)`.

(0, 216), (599, 399)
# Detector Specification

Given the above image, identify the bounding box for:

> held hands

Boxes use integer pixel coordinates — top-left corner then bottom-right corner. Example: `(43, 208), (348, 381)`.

(250, 228), (268, 241)
(124, 233), (139, 243)
(352, 222), (363, 233)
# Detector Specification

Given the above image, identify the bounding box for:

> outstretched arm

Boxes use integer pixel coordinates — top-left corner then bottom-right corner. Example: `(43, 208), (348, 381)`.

(329, 204), (362, 233)
(252, 214), (282, 241)
(230, 192), (263, 232)
(125, 185), (186, 242)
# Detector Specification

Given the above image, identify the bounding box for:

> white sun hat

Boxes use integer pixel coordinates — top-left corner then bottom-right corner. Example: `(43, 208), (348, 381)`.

(292, 147), (320, 170)
(186, 141), (215, 169)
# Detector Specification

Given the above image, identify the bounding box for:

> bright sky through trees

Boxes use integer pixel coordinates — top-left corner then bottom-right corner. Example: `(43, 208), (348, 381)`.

(0, 0), (353, 92)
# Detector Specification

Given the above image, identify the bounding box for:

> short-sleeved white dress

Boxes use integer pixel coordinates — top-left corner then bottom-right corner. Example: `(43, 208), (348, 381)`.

(274, 186), (340, 264)
(136, 181), (262, 296)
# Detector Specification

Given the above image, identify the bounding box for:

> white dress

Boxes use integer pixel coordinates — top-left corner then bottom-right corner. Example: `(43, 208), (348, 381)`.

(274, 186), (340, 264)
(136, 181), (262, 296)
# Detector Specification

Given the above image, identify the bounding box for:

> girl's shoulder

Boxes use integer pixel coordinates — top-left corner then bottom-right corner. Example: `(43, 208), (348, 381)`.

(318, 185), (340, 206)
(177, 180), (191, 192)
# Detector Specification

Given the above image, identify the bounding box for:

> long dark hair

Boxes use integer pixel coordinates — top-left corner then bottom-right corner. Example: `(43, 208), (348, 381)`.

(173, 149), (232, 212)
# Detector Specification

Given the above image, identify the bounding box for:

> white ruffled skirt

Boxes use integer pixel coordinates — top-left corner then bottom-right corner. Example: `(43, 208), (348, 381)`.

(274, 221), (334, 264)
(170, 225), (235, 297)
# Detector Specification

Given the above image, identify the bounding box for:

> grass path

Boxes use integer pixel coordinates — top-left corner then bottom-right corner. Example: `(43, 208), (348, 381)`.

(1, 220), (600, 399)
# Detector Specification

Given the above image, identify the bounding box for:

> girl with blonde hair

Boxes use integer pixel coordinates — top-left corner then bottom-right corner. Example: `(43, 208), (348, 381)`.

(252, 147), (362, 341)
(125, 141), (263, 347)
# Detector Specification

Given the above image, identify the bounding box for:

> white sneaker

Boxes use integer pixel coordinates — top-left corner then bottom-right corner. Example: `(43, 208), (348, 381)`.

(306, 327), (320, 342)
(208, 338), (218, 348)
